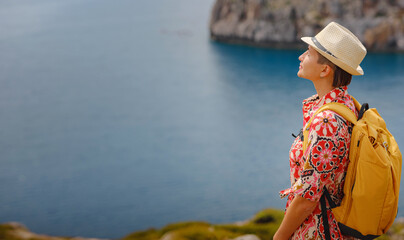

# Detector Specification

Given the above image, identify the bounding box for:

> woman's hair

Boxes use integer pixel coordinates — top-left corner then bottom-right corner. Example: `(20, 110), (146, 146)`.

(317, 53), (352, 87)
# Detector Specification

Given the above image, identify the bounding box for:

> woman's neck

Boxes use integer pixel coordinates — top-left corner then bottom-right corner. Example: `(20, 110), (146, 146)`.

(312, 77), (334, 99)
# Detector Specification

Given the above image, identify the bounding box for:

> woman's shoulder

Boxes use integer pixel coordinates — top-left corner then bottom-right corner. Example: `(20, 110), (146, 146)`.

(310, 109), (352, 138)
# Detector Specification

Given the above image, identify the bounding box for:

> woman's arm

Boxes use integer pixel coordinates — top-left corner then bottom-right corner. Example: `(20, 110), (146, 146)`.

(273, 195), (317, 240)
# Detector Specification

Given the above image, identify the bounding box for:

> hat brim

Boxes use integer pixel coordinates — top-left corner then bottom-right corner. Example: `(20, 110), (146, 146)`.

(301, 37), (364, 76)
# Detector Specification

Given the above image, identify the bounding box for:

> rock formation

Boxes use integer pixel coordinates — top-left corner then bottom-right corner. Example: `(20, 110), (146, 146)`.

(209, 0), (404, 51)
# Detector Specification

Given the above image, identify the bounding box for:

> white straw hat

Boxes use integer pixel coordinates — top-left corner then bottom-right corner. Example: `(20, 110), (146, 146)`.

(301, 22), (367, 75)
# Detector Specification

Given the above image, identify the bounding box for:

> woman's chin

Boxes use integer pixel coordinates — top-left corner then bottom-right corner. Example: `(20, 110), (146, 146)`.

(297, 70), (303, 78)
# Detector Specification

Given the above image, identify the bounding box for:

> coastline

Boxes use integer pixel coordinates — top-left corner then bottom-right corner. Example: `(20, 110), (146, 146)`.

(210, 35), (404, 54)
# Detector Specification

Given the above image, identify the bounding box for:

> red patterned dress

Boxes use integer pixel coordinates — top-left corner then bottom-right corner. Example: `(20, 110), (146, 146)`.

(279, 87), (358, 240)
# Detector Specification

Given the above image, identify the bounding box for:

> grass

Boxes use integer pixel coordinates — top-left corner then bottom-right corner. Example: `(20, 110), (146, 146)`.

(3, 209), (403, 240)
(122, 208), (404, 240)
(122, 208), (284, 240)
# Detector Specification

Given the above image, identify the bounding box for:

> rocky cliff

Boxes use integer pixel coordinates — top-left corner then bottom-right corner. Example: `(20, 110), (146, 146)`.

(209, 0), (404, 51)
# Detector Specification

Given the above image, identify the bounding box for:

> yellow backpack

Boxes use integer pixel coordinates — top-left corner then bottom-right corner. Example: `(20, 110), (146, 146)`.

(302, 96), (402, 239)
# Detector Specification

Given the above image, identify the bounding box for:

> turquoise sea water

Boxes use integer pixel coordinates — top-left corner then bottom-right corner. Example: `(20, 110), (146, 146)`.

(1, 0), (404, 238)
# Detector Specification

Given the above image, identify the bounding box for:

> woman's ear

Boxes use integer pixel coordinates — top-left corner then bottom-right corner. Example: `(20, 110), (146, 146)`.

(320, 64), (334, 79)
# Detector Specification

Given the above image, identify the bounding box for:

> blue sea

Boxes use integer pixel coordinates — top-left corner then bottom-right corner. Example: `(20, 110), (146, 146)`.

(1, 0), (403, 238)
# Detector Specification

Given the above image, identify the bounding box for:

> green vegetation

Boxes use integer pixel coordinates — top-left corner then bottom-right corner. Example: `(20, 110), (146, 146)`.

(122, 207), (404, 240)
(122, 208), (284, 240)
(2, 209), (403, 240)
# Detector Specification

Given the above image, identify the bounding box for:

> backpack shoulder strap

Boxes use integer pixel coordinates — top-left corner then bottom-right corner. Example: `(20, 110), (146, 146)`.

(302, 101), (359, 152)
(314, 102), (358, 125)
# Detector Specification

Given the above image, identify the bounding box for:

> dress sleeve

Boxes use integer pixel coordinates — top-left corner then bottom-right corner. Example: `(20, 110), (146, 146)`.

(292, 110), (346, 202)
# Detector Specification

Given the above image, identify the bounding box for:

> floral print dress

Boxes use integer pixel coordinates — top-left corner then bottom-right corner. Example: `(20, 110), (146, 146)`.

(279, 87), (358, 240)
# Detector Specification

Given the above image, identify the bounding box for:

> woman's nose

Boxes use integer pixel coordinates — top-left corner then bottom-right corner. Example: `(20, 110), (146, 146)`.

(298, 51), (306, 61)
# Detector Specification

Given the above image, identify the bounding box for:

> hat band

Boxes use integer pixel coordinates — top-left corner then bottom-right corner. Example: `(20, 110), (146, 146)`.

(312, 37), (337, 58)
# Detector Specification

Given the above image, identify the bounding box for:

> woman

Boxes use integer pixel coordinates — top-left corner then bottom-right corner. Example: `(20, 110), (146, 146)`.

(274, 22), (367, 240)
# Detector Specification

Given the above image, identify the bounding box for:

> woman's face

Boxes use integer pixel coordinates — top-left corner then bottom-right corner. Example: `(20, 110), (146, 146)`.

(297, 46), (324, 81)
